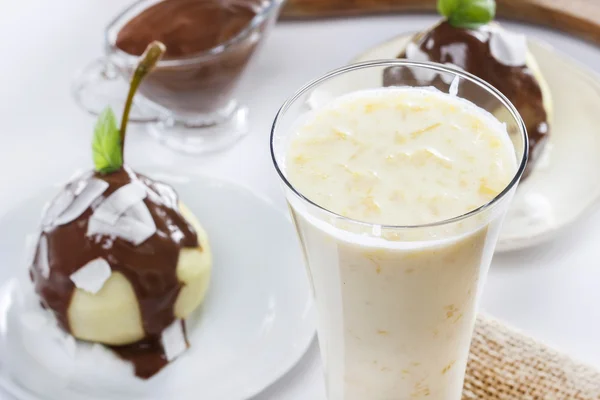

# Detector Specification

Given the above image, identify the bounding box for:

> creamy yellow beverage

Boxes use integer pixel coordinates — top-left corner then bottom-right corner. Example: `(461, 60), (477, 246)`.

(284, 87), (517, 399)
(287, 88), (515, 226)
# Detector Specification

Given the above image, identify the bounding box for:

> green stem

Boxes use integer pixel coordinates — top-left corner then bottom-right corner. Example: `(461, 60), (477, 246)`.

(119, 41), (166, 159)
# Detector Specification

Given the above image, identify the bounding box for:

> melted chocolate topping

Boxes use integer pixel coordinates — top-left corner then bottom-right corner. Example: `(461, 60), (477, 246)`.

(384, 21), (550, 177)
(112, 321), (189, 379)
(115, 0), (258, 59)
(29, 167), (199, 378)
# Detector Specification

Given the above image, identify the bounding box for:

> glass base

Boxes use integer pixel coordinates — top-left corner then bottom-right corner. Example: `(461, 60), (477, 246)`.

(147, 105), (249, 154)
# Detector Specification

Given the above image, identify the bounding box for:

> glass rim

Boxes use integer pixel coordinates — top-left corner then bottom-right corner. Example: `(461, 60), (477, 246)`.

(270, 59), (529, 230)
(104, 0), (283, 67)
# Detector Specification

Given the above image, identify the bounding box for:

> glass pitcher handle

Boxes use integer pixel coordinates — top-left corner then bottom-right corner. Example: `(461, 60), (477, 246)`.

(71, 58), (160, 123)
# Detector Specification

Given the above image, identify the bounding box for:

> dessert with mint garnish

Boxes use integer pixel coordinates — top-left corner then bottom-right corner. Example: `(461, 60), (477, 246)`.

(384, 0), (552, 178)
(28, 42), (212, 379)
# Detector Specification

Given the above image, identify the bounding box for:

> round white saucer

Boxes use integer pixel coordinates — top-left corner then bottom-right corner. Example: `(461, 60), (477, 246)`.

(0, 171), (315, 400)
(308, 33), (600, 252)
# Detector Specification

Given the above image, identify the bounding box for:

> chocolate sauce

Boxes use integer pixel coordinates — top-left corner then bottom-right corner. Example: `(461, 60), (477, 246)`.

(114, 0), (266, 116)
(112, 338), (169, 380)
(384, 21), (549, 177)
(29, 167), (199, 378)
(112, 321), (189, 379)
(116, 0), (257, 59)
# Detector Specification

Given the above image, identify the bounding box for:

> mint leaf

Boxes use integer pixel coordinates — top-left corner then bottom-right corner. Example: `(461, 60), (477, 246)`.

(92, 107), (123, 174)
(437, 0), (459, 18)
(438, 0), (496, 29)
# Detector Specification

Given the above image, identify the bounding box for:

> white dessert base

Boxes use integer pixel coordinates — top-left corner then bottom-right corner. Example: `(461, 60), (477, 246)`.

(0, 172), (314, 400)
(309, 34), (600, 252)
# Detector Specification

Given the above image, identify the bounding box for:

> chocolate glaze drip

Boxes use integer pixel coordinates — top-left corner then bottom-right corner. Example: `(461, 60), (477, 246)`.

(383, 21), (550, 177)
(112, 321), (189, 379)
(115, 0), (258, 59)
(29, 167), (199, 378)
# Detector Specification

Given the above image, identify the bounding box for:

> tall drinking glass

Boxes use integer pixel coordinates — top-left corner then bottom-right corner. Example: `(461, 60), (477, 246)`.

(270, 61), (527, 400)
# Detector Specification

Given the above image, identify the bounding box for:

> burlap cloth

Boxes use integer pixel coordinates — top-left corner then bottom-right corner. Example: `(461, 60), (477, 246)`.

(465, 315), (600, 399)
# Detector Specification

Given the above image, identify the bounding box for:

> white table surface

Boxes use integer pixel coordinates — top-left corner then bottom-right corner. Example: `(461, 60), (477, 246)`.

(1, 1), (600, 399)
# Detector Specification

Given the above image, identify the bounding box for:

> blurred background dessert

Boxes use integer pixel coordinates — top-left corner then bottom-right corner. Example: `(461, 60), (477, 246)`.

(382, 6), (552, 178)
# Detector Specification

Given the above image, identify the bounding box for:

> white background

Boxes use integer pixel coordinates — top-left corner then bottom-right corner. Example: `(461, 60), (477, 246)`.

(1, 1), (600, 399)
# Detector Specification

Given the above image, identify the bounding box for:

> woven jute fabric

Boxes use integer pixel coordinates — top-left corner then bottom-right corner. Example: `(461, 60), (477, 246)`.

(465, 315), (600, 399)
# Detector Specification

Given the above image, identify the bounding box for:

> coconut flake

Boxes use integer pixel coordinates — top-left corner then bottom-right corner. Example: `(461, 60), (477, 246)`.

(42, 190), (74, 227)
(69, 258), (112, 294)
(405, 42), (437, 82)
(405, 43), (462, 85)
(449, 75), (460, 96)
(161, 320), (187, 362)
(67, 169), (92, 184)
(38, 235), (50, 279)
(87, 206), (156, 245)
(151, 182), (178, 209)
(124, 201), (155, 228)
(86, 181), (157, 245)
(489, 28), (527, 67)
(425, 38), (435, 50)
(145, 188), (163, 205)
(92, 181), (147, 225)
(54, 179), (109, 226)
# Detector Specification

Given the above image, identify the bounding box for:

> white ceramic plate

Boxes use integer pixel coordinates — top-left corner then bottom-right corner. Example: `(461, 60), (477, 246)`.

(309, 33), (600, 252)
(0, 171), (314, 400)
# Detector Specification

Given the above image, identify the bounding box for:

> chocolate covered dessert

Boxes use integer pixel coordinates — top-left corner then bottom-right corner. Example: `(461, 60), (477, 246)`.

(384, 0), (552, 178)
(112, 0), (269, 117)
(29, 42), (212, 379)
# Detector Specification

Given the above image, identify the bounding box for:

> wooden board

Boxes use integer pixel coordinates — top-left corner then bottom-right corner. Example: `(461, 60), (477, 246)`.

(281, 0), (600, 46)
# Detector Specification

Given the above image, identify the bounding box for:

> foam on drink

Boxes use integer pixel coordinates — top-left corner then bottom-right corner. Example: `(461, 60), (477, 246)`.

(286, 87), (516, 227)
